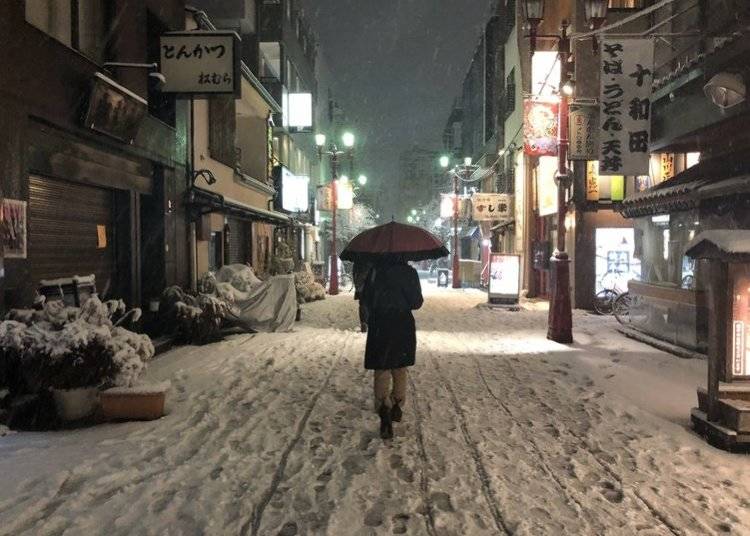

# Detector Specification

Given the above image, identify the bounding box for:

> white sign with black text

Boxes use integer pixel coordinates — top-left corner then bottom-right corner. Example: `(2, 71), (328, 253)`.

(598, 39), (654, 176)
(471, 193), (513, 221)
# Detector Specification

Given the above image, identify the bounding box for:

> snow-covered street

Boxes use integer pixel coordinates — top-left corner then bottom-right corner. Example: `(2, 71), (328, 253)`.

(1, 286), (749, 536)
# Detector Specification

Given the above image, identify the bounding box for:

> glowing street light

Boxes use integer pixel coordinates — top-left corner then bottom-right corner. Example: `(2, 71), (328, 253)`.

(357, 174), (367, 186)
(464, 156), (472, 166)
(439, 155), (450, 168)
(342, 132), (355, 148)
(315, 133), (326, 147)
(407, 215), (414, 223)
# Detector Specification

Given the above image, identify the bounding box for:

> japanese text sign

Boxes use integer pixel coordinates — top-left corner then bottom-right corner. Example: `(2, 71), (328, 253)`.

(524, 98), (559, 157)
(160, 31), (241, 96)
(569, 103), (598, 161)
(598, 39), (654, 176)
(488, 254), (520, 301)
(471, 193), (513, 221)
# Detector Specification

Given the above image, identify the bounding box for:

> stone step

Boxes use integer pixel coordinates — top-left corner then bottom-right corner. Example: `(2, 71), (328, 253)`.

(696, 383), (750, 412)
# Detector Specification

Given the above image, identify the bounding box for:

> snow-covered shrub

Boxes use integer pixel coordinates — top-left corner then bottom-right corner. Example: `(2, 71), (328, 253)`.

(160, 286), (231, 345)
(0, 297), (154, 392)
(294, 271), (326, 304)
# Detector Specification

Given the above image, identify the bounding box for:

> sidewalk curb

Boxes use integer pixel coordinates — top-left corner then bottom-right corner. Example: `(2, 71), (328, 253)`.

(616, 326), (707, 360)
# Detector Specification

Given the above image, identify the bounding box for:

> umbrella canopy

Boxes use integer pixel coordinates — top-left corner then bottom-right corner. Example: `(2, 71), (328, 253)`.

(340, 221), (449, 262)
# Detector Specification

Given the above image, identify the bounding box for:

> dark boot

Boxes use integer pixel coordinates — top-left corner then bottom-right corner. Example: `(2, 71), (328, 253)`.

(391, 400), (403, 423)
(378, 403), (393, 439)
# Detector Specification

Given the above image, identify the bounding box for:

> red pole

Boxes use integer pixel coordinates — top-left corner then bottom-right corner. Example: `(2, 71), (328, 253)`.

(452, 172), (461, 288)
(547, 22), (573, 344)
(329, 176), (339, 295)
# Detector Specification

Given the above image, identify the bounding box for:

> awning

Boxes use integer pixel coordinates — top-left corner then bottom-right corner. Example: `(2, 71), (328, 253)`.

(686, 230), (750, 262)
(620, 156), (750, 218)
(187, 187), (289, 224)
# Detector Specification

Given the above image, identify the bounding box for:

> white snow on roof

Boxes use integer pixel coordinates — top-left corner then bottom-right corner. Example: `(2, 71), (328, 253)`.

(687, 230), (750, 256)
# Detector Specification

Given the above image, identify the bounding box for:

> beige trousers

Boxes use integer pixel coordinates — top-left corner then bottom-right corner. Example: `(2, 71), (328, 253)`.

(373, 368), (408, 409)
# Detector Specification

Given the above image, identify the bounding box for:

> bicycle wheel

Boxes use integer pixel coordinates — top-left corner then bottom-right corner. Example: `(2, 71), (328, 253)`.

(594, 289), (617, 315)
(613, 292), (631, 324)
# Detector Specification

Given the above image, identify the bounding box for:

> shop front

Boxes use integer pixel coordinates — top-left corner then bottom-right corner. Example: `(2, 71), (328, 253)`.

(619, 156), (750, 353)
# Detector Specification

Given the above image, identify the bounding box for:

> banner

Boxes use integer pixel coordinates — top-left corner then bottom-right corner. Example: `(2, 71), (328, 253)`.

(524, 98), (559, 157)
(0, 199), (27, 259)
(598, 38), (654, 176)
(316, 182), (353, 211)
(569, 103), (598, 160)
(471, 193), (513, 221)
(536, 156), (558, 216)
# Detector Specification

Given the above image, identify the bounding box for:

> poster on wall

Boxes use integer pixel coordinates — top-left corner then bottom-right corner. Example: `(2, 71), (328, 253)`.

(524, 98), (559, 157)
(598, 38), (654, 176)
(569, 103), (598, 160)
(471, 193), (513, 221)
(488, 254), (520, 303)
(0, 199), (27, 259)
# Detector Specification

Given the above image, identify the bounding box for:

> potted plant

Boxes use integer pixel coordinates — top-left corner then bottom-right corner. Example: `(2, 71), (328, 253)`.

(0, 296), (154, 423)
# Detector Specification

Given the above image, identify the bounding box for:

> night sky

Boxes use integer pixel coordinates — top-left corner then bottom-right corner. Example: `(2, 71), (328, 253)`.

(300, 0), (494, 211)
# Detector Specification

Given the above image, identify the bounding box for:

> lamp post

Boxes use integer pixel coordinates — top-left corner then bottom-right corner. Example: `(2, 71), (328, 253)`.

(316, 132), (355, 295)
(441, 156), (477, 289)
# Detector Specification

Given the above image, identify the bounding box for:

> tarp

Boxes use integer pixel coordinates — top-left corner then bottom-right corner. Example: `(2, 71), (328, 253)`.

(215, 265), (297, 333)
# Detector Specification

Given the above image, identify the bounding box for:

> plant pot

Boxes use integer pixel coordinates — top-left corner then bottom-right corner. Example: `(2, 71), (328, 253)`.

(52, 387), (99, 421)
(99, 382), (169, 421)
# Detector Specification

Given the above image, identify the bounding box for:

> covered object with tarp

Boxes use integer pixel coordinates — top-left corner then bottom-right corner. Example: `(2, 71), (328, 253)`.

(214, 265), (297, 333)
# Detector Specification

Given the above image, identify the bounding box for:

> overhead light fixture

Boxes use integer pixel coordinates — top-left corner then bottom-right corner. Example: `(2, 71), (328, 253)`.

(464, 157), (473, 166)
(439, 155), (450, 168)
(704, 72), (746, 110)
(561, 78), (575, 97)
(315, 133), (326, 147)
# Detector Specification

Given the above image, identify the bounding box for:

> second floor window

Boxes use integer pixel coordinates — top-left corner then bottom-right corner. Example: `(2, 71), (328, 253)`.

(609, 0), (644, 8)
(26, 0), (110, 63)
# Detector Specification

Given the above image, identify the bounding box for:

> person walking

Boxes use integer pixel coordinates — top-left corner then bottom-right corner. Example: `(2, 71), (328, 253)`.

(362, 260), (423, 439)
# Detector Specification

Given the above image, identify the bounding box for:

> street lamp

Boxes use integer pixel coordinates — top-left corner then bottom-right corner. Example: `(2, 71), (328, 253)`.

(522, 0), (583, 344)
(439, 156), (477, 289)
(315, 132), (355, 295)
(584, 0), (609, 52)
(358, 174), (367, 186)
(439, 155), (450, 169)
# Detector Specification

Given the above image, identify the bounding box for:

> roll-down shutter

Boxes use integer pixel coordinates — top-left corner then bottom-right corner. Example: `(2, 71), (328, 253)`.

(28, 176), (115, 296)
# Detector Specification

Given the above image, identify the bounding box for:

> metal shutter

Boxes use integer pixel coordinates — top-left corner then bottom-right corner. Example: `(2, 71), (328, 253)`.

(227, 217), (249, 265)
(28, 176), (115, 297)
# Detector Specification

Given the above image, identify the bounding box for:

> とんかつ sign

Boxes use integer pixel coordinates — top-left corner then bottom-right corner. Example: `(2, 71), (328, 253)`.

(598, 39), (654, 176)
(160, 31), (241, 96)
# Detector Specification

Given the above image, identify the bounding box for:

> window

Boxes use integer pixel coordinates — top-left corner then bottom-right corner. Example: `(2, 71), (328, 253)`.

(505, 68), (516, 116)
(609, 0), (644, 8)
(26, 0), (110, 62)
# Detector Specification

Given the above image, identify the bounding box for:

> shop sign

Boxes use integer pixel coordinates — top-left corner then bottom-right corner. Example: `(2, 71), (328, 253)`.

(84, 73), (147, 143)
(598, 39), (654, 176)
(440, 194), (455, 219)
(286, 93), (313, 132)
(0, 199), (27, 259)
(524, 98), (559, 157)
(488, 254), (521, 302)
(274, 166), (309, 212)
(569, 103), (598, 161)
(160, 31), (241, 96)
(660, 153), (675, 181)
(586, 161), (625, 202)
(471, 193), (513, 221)
(537, 156), (558, 216)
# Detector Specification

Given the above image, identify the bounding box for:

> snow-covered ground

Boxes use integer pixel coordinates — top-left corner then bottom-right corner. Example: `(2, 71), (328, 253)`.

(1, 285), (749, 535)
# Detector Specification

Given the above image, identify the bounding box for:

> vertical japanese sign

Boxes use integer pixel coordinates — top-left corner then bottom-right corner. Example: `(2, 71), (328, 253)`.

(524, 98), (559, 157)
(160, 31), (241, 96)
(569, 103), (598, 161)
(598, 39), (654, 176)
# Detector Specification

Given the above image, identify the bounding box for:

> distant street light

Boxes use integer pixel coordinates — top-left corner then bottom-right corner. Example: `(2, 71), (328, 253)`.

(463, 157), (472, 166)
(411, 209), (417, 215)
(407, 215), (414, 223)
(358, 174), (367, 186)
(315, 133), (327, 147)
(439, 155), (450, 168)
(342, 132), (355, 148)
(340, 174), (349, 183)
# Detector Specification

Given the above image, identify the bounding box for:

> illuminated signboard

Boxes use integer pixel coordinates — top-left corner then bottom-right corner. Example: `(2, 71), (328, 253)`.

(488, 254), (521, 303)
(287, 93), (313, 131)
(274, 166), (309, 212)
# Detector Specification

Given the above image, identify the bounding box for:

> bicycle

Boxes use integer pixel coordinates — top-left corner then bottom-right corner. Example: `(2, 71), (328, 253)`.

(593, 270), (629, 315)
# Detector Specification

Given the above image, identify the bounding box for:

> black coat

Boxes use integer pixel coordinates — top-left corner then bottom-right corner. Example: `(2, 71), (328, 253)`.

(363, 264), (423, 370)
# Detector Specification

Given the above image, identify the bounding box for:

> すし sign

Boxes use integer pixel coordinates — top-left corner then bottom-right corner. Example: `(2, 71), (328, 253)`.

(471, 193), (513, 221)
(598, 39), (654, 176)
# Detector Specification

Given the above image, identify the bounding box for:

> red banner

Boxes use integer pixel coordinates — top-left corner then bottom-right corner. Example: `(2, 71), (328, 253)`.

(524, 98), (559, 157)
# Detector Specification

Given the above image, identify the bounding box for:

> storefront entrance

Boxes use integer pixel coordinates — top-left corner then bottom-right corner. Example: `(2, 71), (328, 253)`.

(595, 228), (641, 294)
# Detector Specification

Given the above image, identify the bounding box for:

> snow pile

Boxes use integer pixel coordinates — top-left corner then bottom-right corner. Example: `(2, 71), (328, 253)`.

(294, 271), (326, 303)
(102, 380), (171, 396)
(0, 297), (154, 389)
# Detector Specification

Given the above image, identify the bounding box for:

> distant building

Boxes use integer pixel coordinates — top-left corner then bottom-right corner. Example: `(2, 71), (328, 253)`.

(397, 146), (443, 220)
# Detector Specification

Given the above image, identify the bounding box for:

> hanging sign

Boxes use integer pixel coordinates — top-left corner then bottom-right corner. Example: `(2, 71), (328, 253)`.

(586, 161), (625, 202)
(316, 182), (353, 211)
(598, 38), (654, 176)
(524, 98), (559, 157)
(471, 193), (513, 221)
(660, 153), (675, 181)
(0, 199), (27, 259)
(488, 254), (521, 303)
(569, 103), (598, 161)
(160, 31), (241, 96)
(440, 194), (455, 219)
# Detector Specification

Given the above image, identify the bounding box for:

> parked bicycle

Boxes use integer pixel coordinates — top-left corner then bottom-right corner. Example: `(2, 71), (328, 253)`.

(593, 270), (629, 315)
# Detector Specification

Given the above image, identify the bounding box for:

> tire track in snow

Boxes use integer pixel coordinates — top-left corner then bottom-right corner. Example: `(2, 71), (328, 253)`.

(240, 343), (342, 536)
(407, 374), (438, 536)
(497, 356), (684, 536)
(473, 358), (601, 533)
(432, 359), (512, 536)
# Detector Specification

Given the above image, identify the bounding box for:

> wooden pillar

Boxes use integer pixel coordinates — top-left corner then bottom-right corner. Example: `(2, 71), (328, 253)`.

(706, 259), (728, 422)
